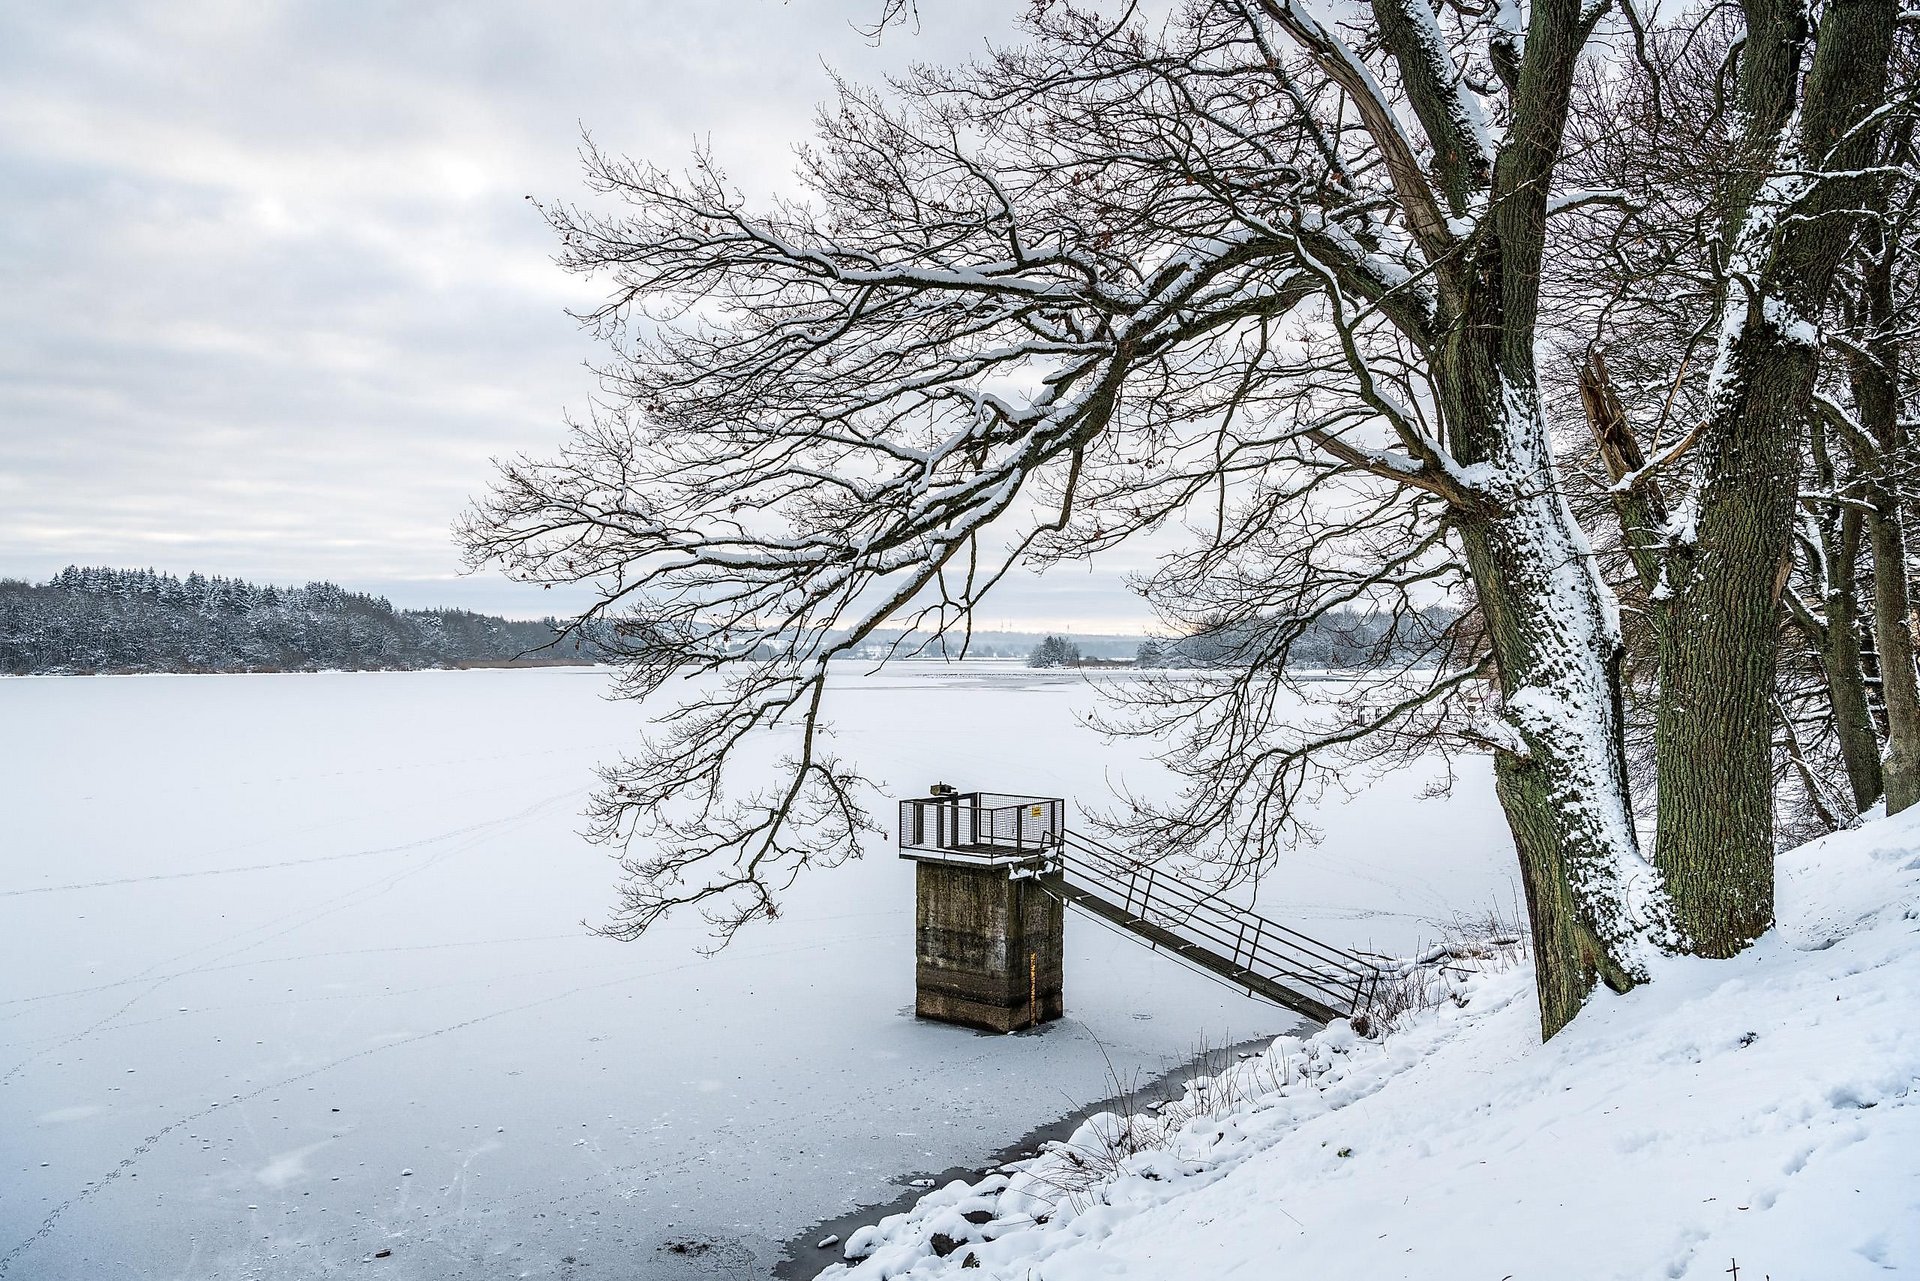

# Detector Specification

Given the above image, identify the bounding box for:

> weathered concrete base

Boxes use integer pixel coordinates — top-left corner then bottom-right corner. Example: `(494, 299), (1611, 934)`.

(914, 860), (1064, 1032)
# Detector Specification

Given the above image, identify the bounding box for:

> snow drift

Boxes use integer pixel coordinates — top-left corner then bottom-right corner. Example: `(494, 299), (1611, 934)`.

(825, 808), (1920, 1279)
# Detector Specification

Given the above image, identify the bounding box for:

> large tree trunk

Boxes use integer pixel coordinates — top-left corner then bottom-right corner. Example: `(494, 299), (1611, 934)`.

(1459, 441), (1664, 1034)
(1654, 344), (1802, 950)
(1451, 337), (1666, 1037)
(1429, 0), (1672, 1035)
(1653, 0), (1897, 952)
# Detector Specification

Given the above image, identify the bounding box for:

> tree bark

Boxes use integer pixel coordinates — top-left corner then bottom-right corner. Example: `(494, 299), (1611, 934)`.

(1799, 411), (1883, 811)
(1821, 507), (1884, 810)
(1458, 337), (1658, 1037)
(1430, 0), (1669, 1035)
(1461, 469), (1655, 1035)
(1655, 350), (1802, 950)
(1654, 0), (1897, 953)
(1852, 215), (1920, 813)
(1864, 500), (1920, 810)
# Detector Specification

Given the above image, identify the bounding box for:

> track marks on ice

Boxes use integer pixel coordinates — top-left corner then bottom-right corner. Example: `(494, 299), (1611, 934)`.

(0, 928), (877, 1278)
(0, 789), (579, 1082)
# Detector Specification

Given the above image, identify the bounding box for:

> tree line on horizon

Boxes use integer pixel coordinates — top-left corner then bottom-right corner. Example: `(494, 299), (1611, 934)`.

(0, 566), (602, 675)
(1024, 607), (1457, 669)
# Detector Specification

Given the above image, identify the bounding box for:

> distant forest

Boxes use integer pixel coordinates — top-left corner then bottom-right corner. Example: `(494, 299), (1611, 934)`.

(0, 567), (603, 675)
(1, 566), (1455, 676)
(1136, 607), (1459, 670)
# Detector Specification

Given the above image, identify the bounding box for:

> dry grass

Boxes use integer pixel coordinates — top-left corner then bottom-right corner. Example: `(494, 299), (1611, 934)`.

(986, 912), (1531, 1223)
(996, 1035), (1304, 1216)
(1358, 909), (1531, 1035)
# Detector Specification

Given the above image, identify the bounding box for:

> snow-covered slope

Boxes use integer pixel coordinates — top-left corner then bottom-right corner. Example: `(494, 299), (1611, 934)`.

(829, 810), (1920, 1279)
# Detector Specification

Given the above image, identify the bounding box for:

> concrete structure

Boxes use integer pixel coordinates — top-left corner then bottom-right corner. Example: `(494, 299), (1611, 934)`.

(899, 791), (1067, 1032)
(896, 788), (1385, 1032)
(913, 858), (1064, 1032)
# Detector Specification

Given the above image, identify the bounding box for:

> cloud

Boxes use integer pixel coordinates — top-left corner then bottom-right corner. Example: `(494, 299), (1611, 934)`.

(0, 1), (1160, 625)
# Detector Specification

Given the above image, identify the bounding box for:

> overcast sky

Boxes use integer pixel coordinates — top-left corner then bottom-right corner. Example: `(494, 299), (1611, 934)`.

(0, 1), (1160, 629)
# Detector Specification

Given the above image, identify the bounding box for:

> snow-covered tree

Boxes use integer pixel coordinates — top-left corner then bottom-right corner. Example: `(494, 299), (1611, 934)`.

(464, 0), (1898, 1035)
(1550, 2), (1907, 930)
(1027, 636), (1083, 669)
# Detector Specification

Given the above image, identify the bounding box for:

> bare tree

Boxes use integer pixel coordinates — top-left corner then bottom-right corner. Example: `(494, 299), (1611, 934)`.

(1552, 0), (1904, 901)
(464, 0), (1906, 1036)
(1824, 79), (1920, 814)
(1791, 404), (1884, 813)
(1643, 0), (1898, 953)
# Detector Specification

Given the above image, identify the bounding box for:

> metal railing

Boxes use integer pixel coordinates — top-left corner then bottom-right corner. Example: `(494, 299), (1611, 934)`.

(1046, 831), (1383, 1020)
(894, 791), (1382, 1020)
(898, 793), (1065, 859)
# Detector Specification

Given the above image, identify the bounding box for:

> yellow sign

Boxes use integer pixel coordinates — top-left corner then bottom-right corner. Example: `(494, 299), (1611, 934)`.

(1030, 805), (1044, 819)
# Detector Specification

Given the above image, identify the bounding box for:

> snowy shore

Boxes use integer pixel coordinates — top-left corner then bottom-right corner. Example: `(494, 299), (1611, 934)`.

(773, 1035), (1276, 1279)
(817, 809), (1920, 1279)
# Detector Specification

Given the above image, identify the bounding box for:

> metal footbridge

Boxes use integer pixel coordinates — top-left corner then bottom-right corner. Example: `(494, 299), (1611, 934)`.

(898, 792), (1383, 1025)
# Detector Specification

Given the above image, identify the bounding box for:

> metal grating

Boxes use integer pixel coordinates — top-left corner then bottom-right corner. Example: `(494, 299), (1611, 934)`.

(898, 792), (1064, 860)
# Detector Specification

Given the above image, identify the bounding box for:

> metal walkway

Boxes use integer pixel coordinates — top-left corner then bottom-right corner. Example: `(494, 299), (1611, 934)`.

(899, 793), (1383, 1024)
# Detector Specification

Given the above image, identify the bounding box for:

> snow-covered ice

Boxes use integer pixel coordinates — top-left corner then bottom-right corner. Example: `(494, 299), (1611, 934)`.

(827, 800), (1920, 1280)
(0, 665), (1514, 1278)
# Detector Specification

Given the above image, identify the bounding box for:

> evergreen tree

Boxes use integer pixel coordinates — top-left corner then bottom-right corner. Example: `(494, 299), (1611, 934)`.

(0, 567), (612, 675)
(1026, 636), (1082, 669)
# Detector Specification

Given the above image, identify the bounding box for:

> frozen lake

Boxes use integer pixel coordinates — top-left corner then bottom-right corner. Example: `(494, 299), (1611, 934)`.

(1, 665), (1514, 1279)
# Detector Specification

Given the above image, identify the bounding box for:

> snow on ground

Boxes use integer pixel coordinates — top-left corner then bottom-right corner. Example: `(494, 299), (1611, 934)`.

(0, 665), (1514, 1279)
(825, 805), (1920, 1280)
